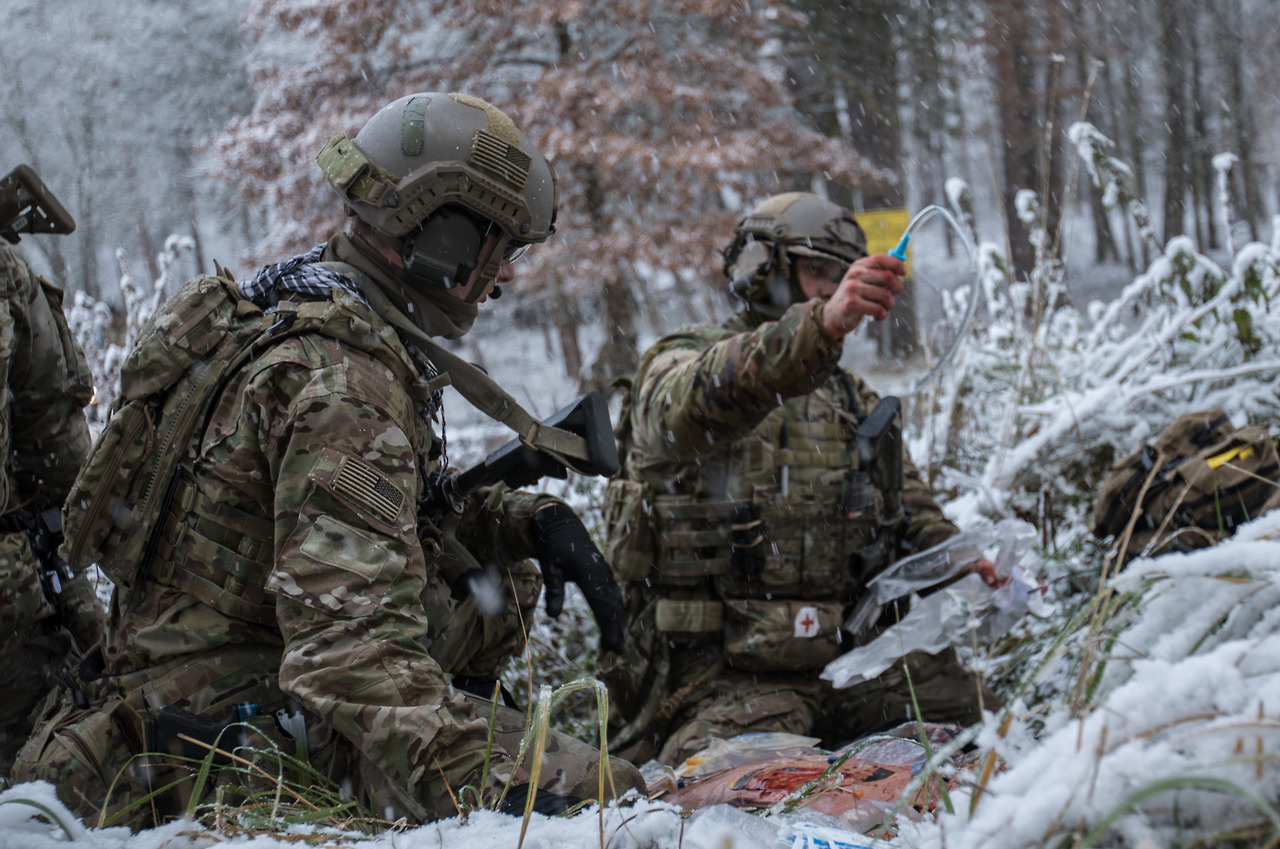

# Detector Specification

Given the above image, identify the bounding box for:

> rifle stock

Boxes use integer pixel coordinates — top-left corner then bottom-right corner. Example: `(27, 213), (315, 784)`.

(0, 164), (75, 245)
(426, 390), (619, 512)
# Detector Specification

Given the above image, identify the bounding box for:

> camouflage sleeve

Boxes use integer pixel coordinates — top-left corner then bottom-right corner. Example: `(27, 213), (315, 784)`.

(455, 484), (559, 561)
(249, 339), (512, 815)
(0, 246), (92, 507)
(840, 370), (958, 552)
(631, 300), (842, 460)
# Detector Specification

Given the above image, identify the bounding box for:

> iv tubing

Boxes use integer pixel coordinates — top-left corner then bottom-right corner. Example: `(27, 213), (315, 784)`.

(892, 204), (981, 391)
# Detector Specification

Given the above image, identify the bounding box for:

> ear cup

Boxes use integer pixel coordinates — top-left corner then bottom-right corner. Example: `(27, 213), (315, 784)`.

(726, 239), (776, 300)
(402, 206), (486, 288)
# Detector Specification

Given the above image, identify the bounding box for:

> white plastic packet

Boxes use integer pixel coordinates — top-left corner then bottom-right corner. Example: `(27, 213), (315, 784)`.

(843, 518), (1038, 636)
(824, 520), (1046, 689)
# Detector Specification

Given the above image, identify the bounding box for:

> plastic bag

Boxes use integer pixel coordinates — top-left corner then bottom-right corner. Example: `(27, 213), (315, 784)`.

(676, 732), (822, 781)
(824, 520), (1046, 689)
(843, 519), (1037, 635)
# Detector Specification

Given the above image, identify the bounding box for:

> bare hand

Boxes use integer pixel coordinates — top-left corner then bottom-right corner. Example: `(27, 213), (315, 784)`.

(819, 254), (906, 338)
(971, 557), (1008, 589)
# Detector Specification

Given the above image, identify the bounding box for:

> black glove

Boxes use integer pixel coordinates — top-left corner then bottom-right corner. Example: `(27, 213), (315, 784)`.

(498, 782), (583, 816)
(532, 502), (627, 654)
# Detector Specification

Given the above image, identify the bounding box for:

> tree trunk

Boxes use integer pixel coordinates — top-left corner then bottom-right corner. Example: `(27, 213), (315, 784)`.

(137, 222), (162, 286)
(582, 273), (640, 393)
(551, 280), (583, 382)
(1223, 0), (1262, 242)
(1159, 0), (1191, 244)
(990, 0), (1039, 279)
(580, 164), (639, 389)
(1119, 0), (1152, 266)
(1189, 22), (1216, 251)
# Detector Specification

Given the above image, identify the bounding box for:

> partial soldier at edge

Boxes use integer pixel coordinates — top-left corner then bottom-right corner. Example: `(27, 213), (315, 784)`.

(0, 165), (106, 778)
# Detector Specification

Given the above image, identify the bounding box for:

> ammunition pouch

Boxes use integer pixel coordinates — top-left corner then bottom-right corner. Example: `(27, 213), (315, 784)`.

(654, 597), (723, 634)
(147, 467), (277, 626)
(602, 478), (655, 582)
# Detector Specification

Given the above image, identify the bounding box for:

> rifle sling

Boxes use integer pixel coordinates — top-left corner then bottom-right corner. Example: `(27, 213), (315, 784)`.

(320, 262), (592, 465)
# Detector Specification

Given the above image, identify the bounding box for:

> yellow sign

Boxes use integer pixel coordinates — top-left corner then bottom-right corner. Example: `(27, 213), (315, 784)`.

(857, 207), (912, 266)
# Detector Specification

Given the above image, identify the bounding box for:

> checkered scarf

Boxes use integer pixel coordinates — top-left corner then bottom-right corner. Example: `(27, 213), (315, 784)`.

(239, 243), (366, 310)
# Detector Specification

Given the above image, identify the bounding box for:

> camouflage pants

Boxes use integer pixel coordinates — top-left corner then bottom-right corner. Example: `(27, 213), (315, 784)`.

(11, 557), (644, 829)
(0, 636), (69, 779)
(0, 530), (78, 779)
(14, 688), (643, 830)
(611, 636), (996, 766)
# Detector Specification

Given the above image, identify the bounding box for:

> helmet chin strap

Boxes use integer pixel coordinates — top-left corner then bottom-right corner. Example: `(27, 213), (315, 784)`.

(460, 231), (504, 304)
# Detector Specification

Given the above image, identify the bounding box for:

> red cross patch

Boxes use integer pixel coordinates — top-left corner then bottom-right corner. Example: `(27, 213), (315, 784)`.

(794, 606), (820, 638)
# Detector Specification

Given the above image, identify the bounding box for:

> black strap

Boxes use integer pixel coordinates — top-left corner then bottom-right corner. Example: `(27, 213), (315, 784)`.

(1098, 445), (1159, 535)
(834, 370), (865, 422)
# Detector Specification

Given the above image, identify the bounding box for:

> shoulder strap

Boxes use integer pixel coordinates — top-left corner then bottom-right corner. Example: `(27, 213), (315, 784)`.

(834, 369), (866, 422)
(318, 262), (594, 466)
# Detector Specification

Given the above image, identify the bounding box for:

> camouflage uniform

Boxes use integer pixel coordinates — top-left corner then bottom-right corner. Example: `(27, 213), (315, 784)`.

(0, 243), (105, 776)
(13, 240), (640, 827)
(602, 299), (988, 764)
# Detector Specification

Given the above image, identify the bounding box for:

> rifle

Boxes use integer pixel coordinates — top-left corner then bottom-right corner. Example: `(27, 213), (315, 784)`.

(0, 164), (76, 245)
(423, 390), (619, 513)
(0, 505), (75, 611)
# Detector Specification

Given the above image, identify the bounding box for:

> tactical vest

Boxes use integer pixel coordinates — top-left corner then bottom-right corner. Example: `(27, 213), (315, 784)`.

(60, 271), (430, 627)
(603, 371), (901, 671)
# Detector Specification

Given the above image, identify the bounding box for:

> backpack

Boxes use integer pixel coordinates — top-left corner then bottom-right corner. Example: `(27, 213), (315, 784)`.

(59, 270), (308, 589)
(1092, 409), (1280, 563)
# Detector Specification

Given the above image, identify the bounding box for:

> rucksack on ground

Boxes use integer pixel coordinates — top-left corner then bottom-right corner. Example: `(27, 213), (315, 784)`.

(1093, 409), (1280, 564)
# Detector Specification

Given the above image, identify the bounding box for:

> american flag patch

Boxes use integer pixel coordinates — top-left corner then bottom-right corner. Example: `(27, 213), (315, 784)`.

(469, 130), (531, 189)
(333, 456), (405, 524)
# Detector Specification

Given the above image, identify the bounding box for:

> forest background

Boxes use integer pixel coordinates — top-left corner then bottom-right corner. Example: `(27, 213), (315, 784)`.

(3, 0), (1277, 395)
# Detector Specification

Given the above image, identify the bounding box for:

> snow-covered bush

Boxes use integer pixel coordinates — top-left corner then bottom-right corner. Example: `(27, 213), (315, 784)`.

(911, 122), (1280, 533)
(896, 125), (1280, 849)
(68, 235), (194, 420)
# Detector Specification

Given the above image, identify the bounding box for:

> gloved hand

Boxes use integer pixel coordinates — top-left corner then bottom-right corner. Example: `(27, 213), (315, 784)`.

(532, 502), (627, 654)
(498, 782), (584, 816)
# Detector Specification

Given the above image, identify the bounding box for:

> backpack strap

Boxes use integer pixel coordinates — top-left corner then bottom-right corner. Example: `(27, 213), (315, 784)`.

(318, 262), (595, 467)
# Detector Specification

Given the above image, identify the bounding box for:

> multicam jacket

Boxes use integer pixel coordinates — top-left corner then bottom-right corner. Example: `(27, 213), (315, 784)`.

(0, 243), (101, 646)
(604, 298), (957, 674)
(86, 271), (549, 817)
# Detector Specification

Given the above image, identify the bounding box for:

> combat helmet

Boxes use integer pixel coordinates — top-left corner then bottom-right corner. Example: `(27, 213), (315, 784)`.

(722, 192), (867, 319)
(318, 92), (555, 298)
